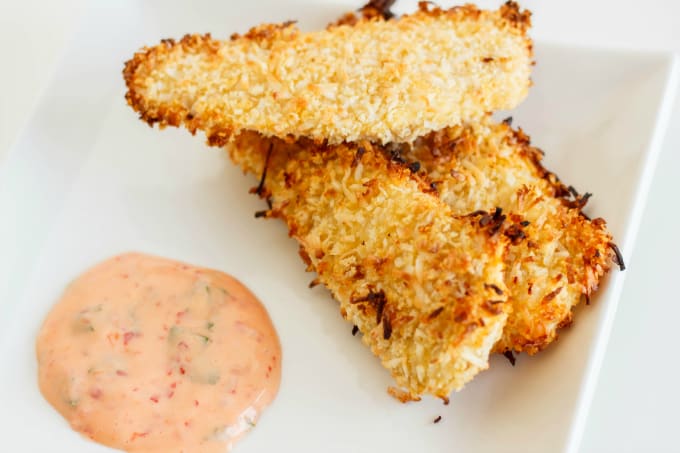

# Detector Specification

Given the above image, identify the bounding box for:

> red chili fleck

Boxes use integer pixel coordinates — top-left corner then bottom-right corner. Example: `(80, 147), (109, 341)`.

(230, 389), (236, 395)
(130, 431), (149, 442)
(116, 370), (128, 376)
(178, 341), (189, 350)
(179, 367), (186, 375)
(167, 391), (175, 399)
(184, 421), (191, 427)
(121, 273), (129, 279)
(267, 365), (272, 372)
(194, 400), (199, 407)
(89, 388), (102, 399)
(170, 382), (177, 389)
(123, 331), (136, 345)
(150, 395), (159, 403)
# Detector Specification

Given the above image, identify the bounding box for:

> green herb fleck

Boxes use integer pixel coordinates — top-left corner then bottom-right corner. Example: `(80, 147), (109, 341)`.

(207, 374), (220, 385)
(168, 325), (183, 342)
(72, 317), (95, 333)
(68, 399), (79, 408)
(189, 369), (220, 385)
(206, 321), (215, 331)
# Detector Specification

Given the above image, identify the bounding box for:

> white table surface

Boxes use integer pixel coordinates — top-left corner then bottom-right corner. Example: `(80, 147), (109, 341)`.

(1, 1), (679, 452)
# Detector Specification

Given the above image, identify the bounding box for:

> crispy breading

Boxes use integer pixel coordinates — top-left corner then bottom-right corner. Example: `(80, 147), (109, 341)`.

(402, 117), (617, 354)
(232, 117), (618, 356)
(226, 132), (511, 399)
(123, 2), (532, 145)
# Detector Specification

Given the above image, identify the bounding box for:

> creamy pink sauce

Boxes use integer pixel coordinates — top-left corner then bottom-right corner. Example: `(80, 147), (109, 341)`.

(36, 252), (281, 453)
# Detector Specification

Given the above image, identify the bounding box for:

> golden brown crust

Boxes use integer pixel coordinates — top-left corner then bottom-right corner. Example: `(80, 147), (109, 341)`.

(225, 115), (617, 356)
(499, 1), (532, 32)
(123, 3), (532, 145)
(226, 132), (511, 399)
(403, 117), (616, 354)
(123, 33), (226, 135)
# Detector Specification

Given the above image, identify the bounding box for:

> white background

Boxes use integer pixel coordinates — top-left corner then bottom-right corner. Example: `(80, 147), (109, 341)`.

(1, 1), (679, 452)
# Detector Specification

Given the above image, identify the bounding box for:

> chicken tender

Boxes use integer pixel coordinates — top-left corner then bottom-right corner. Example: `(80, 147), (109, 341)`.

(403, 117), (619, 354)
(226, 132), (512, 399)
(231, 117), (620, 356)
(123, 2), (532, 145)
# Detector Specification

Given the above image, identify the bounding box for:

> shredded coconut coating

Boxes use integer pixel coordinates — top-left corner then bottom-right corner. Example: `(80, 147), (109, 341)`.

(404, 117), (617, 354)
(226, 132), (511, 399)
(230, 118), (618, 356)
(123, 2), (532, 145)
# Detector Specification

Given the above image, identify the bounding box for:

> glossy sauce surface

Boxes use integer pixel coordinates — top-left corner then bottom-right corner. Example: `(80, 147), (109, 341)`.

(36, 253), (281, 453)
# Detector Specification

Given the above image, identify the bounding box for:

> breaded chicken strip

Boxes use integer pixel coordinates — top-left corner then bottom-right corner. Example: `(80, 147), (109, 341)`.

(402, 117), (620, 354)
(123, 2), (532, 145)
(226, 132), (511, 399)
(232, 117), (620, 356)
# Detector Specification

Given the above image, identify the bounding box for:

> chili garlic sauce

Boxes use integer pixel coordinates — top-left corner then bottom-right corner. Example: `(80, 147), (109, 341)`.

(36, 253), (281, 453)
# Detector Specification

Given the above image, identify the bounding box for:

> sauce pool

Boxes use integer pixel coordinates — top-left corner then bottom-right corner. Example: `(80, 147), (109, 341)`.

(36, 253), (281, 453)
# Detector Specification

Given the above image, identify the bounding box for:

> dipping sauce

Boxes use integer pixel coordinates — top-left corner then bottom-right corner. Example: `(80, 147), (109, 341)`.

(36, 253), (281, 453)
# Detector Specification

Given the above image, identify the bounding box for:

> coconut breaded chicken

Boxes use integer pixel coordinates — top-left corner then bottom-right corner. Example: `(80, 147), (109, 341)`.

(123, 2), (532, 145)
(222, 117), (619, 356)
(329, 4), (618, 355)
(402, 117), (619, 354)
(226, 132), (511, 399)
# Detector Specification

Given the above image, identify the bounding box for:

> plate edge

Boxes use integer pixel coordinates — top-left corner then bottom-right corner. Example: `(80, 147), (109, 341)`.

(565, 52), (680, 453)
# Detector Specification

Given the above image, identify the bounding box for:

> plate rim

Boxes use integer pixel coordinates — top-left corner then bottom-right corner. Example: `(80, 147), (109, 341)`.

(565, 52), (680, 453)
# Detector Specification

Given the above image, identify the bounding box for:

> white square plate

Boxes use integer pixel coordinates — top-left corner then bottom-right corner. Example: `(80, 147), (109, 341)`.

(0, 1), (677, 452)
